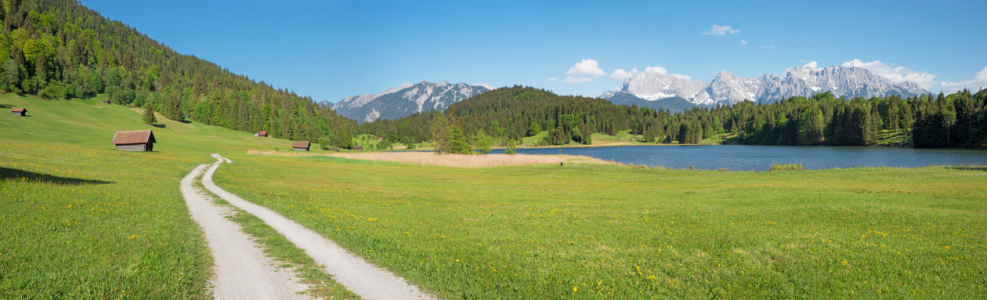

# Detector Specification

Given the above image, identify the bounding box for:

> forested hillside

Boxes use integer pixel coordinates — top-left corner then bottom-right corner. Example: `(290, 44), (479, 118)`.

(716, 89), (987, 148)
(360, 86), (671, 146)
(0, 0), (356, 145)
(361, 85), (987, 149)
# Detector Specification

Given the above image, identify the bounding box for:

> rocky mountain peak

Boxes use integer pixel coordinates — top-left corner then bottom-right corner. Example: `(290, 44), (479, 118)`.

(602, 64), (928, 106)
(332, 81), (493, 123)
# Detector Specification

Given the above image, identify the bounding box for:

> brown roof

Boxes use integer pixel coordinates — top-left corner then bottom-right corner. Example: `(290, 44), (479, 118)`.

(292, 141), (310, 148)
(258, 131), (268, 135)
(112, 130), (156, 145)
(11, 108), (25, 112)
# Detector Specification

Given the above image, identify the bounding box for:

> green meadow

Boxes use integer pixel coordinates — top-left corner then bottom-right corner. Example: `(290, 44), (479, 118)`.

(0, 94), (296, 298)
(214, 154), (987, 299)
(2, 94), (986, 299)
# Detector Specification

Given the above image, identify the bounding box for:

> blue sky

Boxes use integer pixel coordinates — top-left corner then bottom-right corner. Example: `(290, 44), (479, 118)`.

(83, 0), (987, 102)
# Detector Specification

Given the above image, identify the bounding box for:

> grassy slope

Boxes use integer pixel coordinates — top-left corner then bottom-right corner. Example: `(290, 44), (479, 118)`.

(214, 153), (987, 299)
(0, 94), (314, 298)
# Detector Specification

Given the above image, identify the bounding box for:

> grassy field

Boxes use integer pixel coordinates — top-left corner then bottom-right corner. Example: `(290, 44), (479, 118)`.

(4, 93), (987, 299)
(213, 153), (987, 299)
(878, 129), (911, 146)
(0, 94), (328, 298)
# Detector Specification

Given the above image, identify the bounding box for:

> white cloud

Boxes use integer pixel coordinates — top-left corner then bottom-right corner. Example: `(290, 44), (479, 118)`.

(644, 66), (667, 75)
(563, 76), (595, 83)
(609, 68), (639, 81)
(940, 66), (987, 93)
(669, 74), (691, 81)
(703, 25), (739, 35)
(567, 59), (605, 77)
(548, 77), (558, 81)
(841, 59), (939, 89)
(740, 40), (747, 44)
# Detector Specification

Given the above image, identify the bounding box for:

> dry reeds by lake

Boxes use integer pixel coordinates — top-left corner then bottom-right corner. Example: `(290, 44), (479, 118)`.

(246, 150), (615, 168)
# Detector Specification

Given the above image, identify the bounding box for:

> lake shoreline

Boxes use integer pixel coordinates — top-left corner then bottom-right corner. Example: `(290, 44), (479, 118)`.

(489, 144), (987, 171)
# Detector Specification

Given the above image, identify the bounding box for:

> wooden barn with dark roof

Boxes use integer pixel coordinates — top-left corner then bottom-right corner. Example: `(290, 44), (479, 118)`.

(112, 130), (157, 152)
(292, 141), (310, 151)
(10, 108), (26, 116)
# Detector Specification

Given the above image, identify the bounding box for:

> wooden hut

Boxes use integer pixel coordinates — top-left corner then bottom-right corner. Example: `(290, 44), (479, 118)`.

(292, 141), (310, 151)
(103, 100), (111, 104)
(10, 108), (26, 116)
(353, 145), (363, 151)
(255, 131), (268, 137)
(112, 130), (156, 152)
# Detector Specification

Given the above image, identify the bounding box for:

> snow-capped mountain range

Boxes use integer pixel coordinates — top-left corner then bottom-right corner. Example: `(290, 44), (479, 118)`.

(332, 81), (494, 123)
(601, 64), (928, 106)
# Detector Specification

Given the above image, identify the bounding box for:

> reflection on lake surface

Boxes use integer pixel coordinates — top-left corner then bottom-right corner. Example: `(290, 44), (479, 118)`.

(490, 145), (987, 171)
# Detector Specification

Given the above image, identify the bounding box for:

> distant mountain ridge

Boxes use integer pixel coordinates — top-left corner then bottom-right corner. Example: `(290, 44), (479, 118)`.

(601, 64), (928, 106)
(333, 81), (494, 123)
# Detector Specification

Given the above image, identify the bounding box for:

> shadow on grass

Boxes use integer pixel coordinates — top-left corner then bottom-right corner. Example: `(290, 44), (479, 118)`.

(149, 123), (166, 128)
(948, 166), (987, 172)
(0, 103), (11, 109)
(0, 167), (113, 185)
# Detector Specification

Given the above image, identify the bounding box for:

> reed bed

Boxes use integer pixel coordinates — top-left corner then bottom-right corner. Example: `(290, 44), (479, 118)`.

(246, 150), (614, 168)
(770, 163), (805, 171)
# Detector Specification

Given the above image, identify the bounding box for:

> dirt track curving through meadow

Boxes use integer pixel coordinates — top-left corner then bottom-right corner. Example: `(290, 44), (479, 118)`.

(180, 162), (310, 299)
(200, 154), (434, 300)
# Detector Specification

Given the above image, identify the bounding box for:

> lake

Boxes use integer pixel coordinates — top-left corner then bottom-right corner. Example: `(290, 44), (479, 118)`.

(489, 145), (987, 171)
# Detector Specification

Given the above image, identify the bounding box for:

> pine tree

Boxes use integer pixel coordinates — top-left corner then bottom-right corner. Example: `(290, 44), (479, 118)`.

(644, 125), (656, 143)
(142, 102), (158, 124)
(552, 124), (567, 145)
(165, 94), (183, 121)
(678, 123), (689, 144)
(445, 125), (472, 154)
(431, 112), (449, 153)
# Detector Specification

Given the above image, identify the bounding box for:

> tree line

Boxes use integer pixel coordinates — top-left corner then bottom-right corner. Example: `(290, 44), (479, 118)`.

(362, 85), (987, 149)
(712, 90), (987, 148)
(1, 0), (357, 147)
(361, 86), (668, 147)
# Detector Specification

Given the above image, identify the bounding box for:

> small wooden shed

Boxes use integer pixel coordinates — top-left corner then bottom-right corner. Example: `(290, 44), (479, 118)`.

(112, 130), (157, 152)
(353, 145), (363, 151)
(10, 108), (26, 116)
(103, 100), (111, 104)
(255, 131), (268, 137)
(292, 141), (310, 151)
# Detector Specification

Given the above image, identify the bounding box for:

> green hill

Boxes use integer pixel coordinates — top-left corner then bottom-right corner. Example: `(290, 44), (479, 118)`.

(0, 94), (297, 298)
(1, 0), (356, 147)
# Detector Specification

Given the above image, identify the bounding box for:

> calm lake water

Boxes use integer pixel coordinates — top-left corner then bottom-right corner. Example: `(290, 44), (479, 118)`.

(489, 145), (987, 171)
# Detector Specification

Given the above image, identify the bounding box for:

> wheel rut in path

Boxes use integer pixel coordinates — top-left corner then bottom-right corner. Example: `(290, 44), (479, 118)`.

(201, 154), (434, 300)
(181, 161), (310, 300)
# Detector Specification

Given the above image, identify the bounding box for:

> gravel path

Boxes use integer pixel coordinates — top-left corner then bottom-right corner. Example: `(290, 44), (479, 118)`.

(181, 161), (310, 300)
(202, 154), (434, 300)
